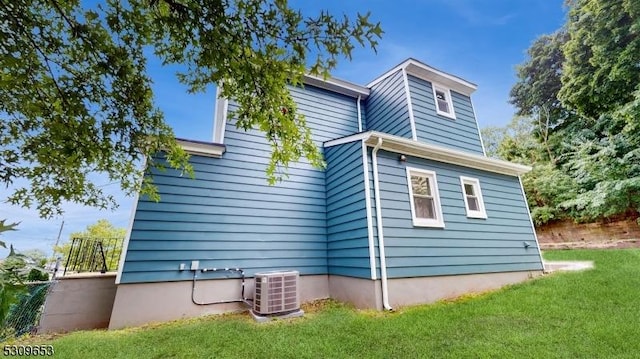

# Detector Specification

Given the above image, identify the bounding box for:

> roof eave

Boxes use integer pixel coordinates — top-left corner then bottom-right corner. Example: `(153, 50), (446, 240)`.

(303, 74), (370, 99)
(325, 132), (531, 176)
(366, 58), (477, 96)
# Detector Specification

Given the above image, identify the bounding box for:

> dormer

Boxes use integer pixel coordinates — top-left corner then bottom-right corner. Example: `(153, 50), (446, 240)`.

(364, 59), (485, 156)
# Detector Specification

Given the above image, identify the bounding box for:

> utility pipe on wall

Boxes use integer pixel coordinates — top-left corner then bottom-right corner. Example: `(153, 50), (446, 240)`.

(372, 138), (393, 310)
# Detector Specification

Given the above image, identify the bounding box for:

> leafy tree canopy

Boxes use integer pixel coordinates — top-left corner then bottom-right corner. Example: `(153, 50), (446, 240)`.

(1, 0), (382, 218)
(559, 0), (640, 119)
(502, 0), (640, 224)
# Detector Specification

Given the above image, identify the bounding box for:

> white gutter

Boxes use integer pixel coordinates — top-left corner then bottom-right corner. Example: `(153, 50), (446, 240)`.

(362, 141), (377, 280)
(372, 138), (392, 310)
(357, 95), (363, 133)
(325, 131), (531, 176)
(519, 176), (546, 272)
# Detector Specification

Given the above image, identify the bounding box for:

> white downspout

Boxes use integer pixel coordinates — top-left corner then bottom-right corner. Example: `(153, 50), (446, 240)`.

(357, 96), (363, 132)
(372, 138), (392, 310)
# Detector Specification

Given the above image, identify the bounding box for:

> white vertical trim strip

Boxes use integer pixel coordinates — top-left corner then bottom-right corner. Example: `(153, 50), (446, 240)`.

(115, 157), (146, 285)
(402, 68), (418, 141)
(518, 176), (545, 272)
(372, 138), (392, 310)
(357, 95), (363, 133)
(469, 98), (487, 156)
(212, 85), (229, 144)
(362, 141), (377, 280)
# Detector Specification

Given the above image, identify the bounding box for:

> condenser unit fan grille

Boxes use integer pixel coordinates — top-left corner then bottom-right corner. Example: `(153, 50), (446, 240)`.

(253, 271), (300, 315)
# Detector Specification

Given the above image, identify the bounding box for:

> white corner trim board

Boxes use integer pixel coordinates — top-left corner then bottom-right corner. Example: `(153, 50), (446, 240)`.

(115, 157), (146, 285)
(357, 95), (363, 133)
(212, 87), (229, 144)
(361, 141), (377, 280)
(519, 176), (545, 272)
(402, 68), (418, 141)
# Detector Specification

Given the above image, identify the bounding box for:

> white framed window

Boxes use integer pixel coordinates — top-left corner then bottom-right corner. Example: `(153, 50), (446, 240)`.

(432, 84), (456, 119)
(460, 176), (487, 219)
(406, 167), (445, 228)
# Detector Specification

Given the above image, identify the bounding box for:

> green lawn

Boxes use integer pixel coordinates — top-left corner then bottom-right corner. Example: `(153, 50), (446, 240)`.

(23, 250), (640, 358)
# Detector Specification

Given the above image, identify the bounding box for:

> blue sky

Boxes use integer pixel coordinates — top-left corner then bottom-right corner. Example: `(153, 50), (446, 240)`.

(0, 0), (567, 257)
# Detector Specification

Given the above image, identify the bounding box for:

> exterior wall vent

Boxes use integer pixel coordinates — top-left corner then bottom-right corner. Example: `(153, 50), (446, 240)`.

(253, 270), (300, 315)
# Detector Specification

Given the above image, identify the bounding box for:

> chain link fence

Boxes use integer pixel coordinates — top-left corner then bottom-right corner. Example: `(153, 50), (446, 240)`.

(1, 281), (56, 342)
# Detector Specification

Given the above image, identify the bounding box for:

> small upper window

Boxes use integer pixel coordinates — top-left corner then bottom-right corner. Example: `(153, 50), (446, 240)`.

(432, 84), (456, 119)
(460, 176), (487, 219)
(406, 167), (445, 227)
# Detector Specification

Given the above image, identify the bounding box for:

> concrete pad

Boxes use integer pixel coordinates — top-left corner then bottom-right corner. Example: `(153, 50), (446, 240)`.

(543, 261), (594, 272)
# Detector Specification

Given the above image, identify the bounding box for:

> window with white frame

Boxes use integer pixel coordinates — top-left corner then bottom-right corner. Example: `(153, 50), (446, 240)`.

(460, 176), (487, 219)
(432, 84), (456, 119)
(406, 167), (444, 227)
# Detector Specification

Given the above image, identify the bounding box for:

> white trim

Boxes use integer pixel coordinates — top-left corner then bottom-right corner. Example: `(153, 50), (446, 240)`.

(362, 141), (377, 280)
(405, 167), (445, 228)
(459, 176), (487, 219)
(357, 96), (363, 133)
(372, 138), (392, 310)
(324, 131), (531, 176)
(402, 68), (418, 141)
(519, 176), (546, 272)
(115, 158), (146, 285)
(470, 98), (487, 156)
(367, 60), (410, 88)
(176, 139), (225, 158)
(432, 83), (456, 120)
(303, 74), (370, 99)
(324, 132), (371, 148)
(367, 58), (477, 96)
(212, 86), (228, 144)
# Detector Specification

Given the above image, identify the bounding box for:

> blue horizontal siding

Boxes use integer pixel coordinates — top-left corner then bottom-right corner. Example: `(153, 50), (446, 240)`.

(372, 149), (542, 278)
(325, 141), (371, 278)
(120, 84), (361, 283)
(365, 70), (412, 138)
(408, 75), (484, 155)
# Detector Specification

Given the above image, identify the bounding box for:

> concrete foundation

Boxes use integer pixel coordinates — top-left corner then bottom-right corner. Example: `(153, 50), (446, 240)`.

(387, 270), (544, 308)
(39, 273), (117, 333)
(328, 275), (382, 310)
(109, 274), (329, 329)
(109, 271), (542, 329)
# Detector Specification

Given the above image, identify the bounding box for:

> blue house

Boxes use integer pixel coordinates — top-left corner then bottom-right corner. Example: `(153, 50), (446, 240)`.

(109, 59), (544, 329)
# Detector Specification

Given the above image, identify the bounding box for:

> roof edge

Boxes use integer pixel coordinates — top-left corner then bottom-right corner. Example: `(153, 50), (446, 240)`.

(366, 58), (477, 96)
(303, 74), (370, 99)
(324, 131), (530, 176)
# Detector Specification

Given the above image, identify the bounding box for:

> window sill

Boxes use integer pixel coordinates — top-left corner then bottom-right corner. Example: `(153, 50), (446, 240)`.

(412, 220), (445, 228)
(436, 110), (456, 120)
(466, 212), (487, 219)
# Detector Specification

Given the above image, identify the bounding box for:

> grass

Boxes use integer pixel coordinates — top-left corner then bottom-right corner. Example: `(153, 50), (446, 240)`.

(16, 249), (640, 358)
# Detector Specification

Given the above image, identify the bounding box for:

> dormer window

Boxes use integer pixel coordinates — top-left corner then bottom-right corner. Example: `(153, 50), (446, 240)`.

(432, 84), (456, 119)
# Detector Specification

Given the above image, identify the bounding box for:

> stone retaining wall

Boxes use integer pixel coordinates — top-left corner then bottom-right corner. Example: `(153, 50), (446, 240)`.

(536, 217), (640, 244)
